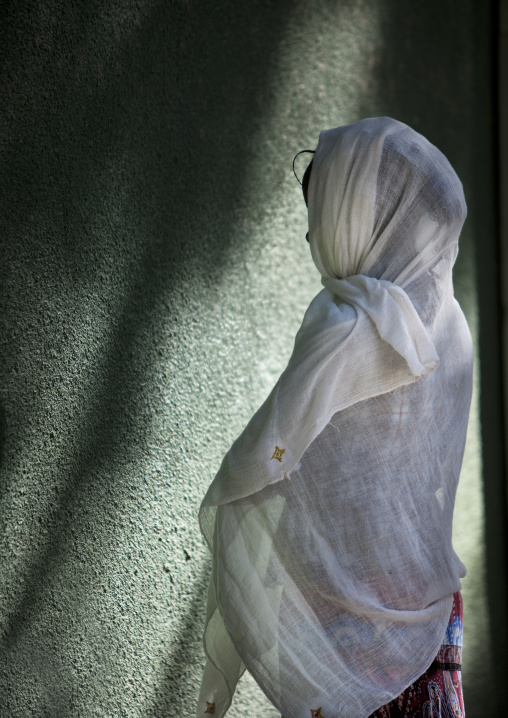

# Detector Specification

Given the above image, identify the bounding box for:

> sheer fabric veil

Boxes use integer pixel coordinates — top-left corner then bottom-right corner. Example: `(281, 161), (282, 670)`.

(197, 117), (473, 718)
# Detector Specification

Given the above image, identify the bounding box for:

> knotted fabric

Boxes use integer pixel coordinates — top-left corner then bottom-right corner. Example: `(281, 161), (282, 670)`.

(322, 275), (438, 377)
(197, 118), (473, 718)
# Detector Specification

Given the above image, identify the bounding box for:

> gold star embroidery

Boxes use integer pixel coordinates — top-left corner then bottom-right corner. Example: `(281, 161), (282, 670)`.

(310, 709), (323, 718)
(271, 446), (285, 462)
(204, 701), (215, 714)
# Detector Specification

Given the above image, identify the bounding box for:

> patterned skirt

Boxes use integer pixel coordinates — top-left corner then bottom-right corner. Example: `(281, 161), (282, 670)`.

(369, 591), (464, 718)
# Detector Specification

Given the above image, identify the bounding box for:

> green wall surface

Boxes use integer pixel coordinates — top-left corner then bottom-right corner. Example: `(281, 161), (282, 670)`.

(0, 1), (504, 716)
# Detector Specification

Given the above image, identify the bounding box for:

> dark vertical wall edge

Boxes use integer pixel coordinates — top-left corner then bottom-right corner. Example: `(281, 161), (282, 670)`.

(478, 0), (508, 696)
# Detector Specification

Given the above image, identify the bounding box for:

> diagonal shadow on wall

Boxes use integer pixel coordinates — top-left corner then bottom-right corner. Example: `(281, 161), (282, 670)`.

(0, 0), (303, 715)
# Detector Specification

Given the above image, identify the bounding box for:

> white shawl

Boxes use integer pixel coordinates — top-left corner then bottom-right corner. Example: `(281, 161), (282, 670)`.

(197, 117), (473, 718)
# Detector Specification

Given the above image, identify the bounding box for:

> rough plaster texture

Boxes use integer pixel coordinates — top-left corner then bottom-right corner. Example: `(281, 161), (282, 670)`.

(0, 1), (502, 716)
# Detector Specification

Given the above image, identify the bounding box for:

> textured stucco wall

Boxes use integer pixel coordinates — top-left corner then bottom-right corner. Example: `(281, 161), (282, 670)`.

(0, 1), (502, 716)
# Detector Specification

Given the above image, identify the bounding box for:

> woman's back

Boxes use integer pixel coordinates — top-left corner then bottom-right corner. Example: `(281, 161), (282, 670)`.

(197, 118), (473, 718)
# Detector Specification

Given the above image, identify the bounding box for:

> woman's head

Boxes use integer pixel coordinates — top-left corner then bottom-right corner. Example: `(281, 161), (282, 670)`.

(306, 118), (466, 292)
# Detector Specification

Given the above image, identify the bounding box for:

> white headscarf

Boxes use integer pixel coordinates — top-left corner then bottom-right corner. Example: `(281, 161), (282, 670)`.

(197, 118), (473, 718)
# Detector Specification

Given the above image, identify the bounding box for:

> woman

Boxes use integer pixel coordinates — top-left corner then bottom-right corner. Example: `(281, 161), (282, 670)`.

(197, 117), (472, 718)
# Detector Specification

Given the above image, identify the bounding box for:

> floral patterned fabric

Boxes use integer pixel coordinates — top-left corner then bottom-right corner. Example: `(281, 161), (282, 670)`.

(369, 592), (464, 718)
